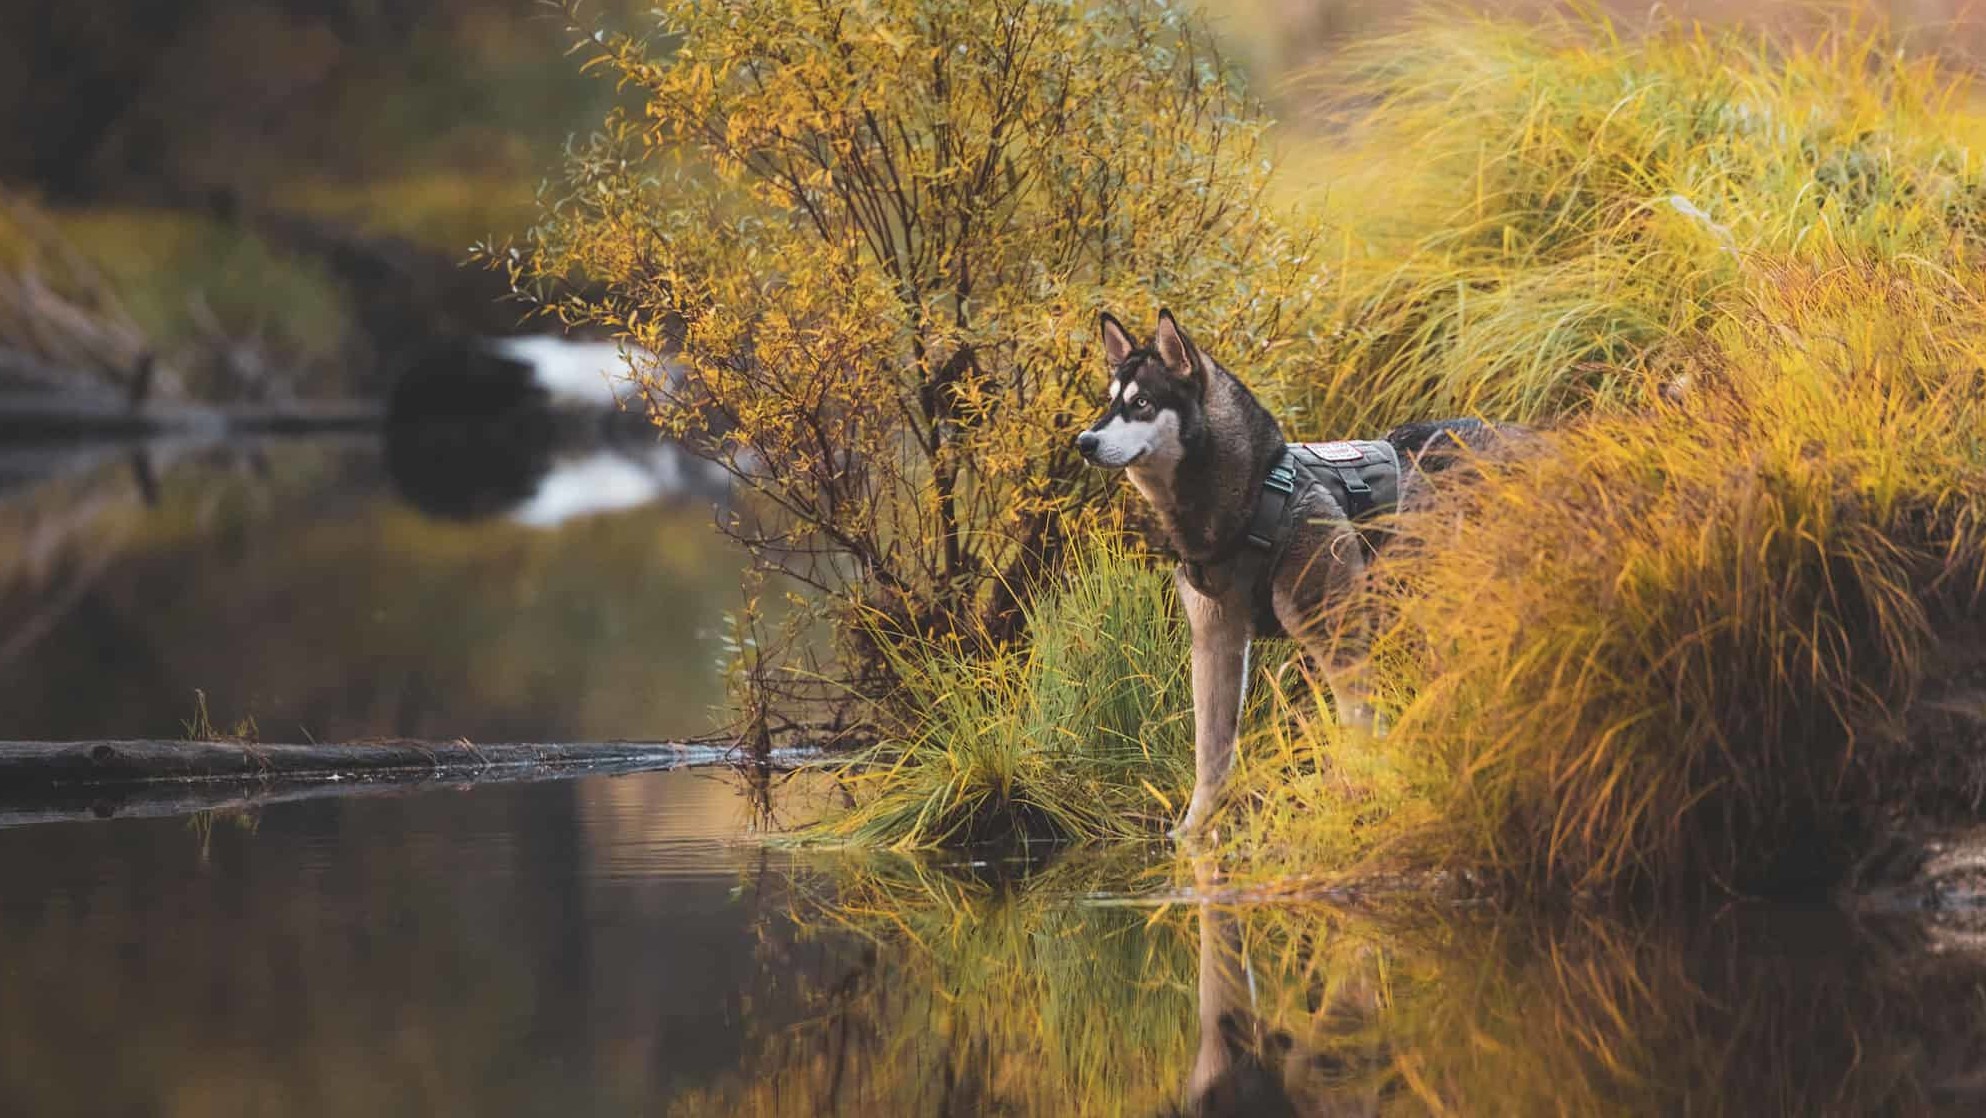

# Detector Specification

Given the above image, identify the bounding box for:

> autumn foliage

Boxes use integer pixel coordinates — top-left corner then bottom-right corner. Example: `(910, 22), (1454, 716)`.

(511, 0), (1322, 688)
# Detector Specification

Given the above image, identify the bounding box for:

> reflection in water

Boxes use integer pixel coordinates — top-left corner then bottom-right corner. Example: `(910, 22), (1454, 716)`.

(0, 770), (848, 1115)
(382, 335), (723, 527)
(664, 850), (1202, 1116)
(0, 335), (744, 742)
(3, 768), (1985, 1114)
(685, 855), (1986, 1117)
(0, 437), (746, 742)
(1184, 861), (1384, 1117)
(484, 336), (652, 411)
(7, 339), (1986, 1118)
(504, 444), (722, 530)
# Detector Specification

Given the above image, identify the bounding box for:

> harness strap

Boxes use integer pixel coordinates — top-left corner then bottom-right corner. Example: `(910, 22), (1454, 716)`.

(1178, 441), (1400, 639)
(1330, 464), (1373, 518)
(1246, 452), (1298, 550)
(1232, 449), (1297, 636)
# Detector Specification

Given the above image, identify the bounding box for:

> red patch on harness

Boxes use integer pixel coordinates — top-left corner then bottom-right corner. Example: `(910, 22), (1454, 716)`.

(1308, 441), (1365, 463)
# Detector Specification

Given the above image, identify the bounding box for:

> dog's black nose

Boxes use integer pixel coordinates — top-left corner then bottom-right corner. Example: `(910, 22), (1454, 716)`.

(1076, 431), (1099, 458)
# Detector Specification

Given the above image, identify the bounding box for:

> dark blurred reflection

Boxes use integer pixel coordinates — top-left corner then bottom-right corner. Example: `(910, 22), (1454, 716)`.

(383, 337), (725, 527)
(1166, 898), (1986, 1116)
(0, 425), (741, 741)
(0, 305), (749, 743)
(0, 769), (858, 1115)
(6, 769), (1986, 1115)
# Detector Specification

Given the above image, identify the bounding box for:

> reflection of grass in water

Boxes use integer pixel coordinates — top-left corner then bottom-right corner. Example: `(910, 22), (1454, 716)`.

(0, 202), (353, 394)
(673, 850), (1199, 1117)
(1205, 899), (1986, 1115)
(185, 807), (261, 865)
(0, 446), (751, 741)
(813, 852), (1198, 1115)
(686, 848), (1986, 1116)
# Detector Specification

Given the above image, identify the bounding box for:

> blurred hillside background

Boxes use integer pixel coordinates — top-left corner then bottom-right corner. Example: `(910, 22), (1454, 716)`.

(4, 0), (1980, 402)
(0, 0), (648, 402)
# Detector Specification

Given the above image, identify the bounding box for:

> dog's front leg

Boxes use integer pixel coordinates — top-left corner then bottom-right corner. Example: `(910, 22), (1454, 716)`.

(1174, 573), (1250, 839)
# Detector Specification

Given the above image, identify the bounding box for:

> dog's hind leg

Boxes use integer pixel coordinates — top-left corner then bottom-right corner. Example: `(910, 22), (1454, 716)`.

(1275, 534), (1384, 738)
(1326, 666), (1382, 736)
(1292, 620), (1381, 735)
(1175, 573), (1251, 839)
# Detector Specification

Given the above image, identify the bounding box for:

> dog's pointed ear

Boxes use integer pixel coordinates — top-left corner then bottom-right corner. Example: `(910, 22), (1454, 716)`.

(1153, 309), (1206, 393)
(1099, 311), (1134, 371)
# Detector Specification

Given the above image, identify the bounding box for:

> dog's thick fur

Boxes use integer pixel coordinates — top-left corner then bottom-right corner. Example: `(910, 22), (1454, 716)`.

(1078, 310), (1512, 836)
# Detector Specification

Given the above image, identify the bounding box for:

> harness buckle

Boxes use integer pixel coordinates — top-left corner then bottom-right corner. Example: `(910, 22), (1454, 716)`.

(1263, 465), (1295, 496)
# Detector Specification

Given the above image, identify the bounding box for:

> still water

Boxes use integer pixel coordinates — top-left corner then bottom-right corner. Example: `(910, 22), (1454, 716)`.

(0, 435), (739, 742)
(6, 767), (1986, 1116)
(6, 436), (1986, 1115)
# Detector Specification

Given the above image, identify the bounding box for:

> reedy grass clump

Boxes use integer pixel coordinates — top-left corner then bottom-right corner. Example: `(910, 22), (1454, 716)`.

(1291, 11), (1986, 434)
(1239, 259), (1986, 895)
(817, 540), (1195, 848)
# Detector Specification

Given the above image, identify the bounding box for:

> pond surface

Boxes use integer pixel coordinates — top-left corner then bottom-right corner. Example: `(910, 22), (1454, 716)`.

(0, 436), (743, 742)
(7, 436), (1986, 1116)
(6, 766), (1986, 1116)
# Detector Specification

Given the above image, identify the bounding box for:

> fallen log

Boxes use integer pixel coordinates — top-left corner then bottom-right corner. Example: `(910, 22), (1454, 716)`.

(0, 738), (722, 792)
(0, 754), (711, 829)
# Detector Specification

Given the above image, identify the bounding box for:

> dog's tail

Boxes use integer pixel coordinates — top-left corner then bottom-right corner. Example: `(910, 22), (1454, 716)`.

(1384, 417), (1519, 471)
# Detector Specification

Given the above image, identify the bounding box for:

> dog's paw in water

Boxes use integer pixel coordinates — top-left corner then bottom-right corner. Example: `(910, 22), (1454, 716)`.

(1171, 810), (1216, 844)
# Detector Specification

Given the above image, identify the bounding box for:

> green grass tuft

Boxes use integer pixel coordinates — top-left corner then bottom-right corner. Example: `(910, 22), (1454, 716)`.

(812, 539), (1194, 849)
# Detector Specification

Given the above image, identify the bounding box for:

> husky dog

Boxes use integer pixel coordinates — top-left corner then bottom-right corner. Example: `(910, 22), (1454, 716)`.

(1077, 309), (1505, 837)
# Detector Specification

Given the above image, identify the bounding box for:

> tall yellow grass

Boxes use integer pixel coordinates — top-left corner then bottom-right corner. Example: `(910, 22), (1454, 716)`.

(1288, 10), (1986, 435)
(1228, 11), (1986, 894)
(1242, 258), (1986, 893)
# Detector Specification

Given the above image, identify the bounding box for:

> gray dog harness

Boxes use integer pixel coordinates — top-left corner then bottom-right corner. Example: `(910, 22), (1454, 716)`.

(1184, 440), (1401, 638)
